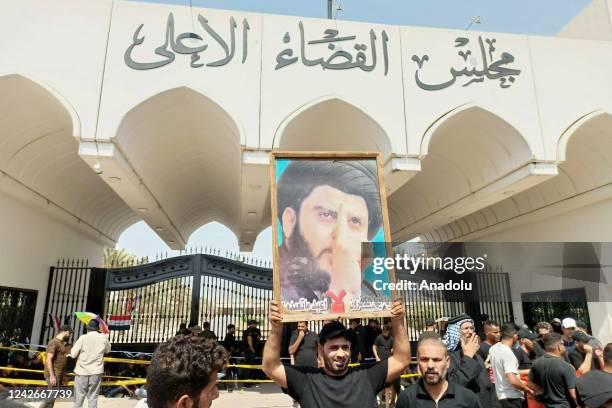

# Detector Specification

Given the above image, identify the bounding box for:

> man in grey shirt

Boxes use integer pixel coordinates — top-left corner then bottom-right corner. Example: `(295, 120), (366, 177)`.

(489, 323), (534, 408)
(69, 319), (111, 408)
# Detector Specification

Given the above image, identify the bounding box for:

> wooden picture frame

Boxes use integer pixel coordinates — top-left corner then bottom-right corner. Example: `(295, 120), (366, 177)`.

(270, 151), (397, 322)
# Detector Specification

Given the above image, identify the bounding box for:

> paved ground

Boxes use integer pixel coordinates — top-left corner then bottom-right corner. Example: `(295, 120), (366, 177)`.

(25, 384), (293, 407)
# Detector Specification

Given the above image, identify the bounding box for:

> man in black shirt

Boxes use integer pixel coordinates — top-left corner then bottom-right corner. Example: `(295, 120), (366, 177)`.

(374, 324), (398, 406)
(262, 300), (411, 408)
(289, 321), (319, 368)
(365, 319), (382, 360)
(527, 333), (579, 408)
(576, 342), (612, 408)
(242, 320), (262, 384)
(513, 328), (540, 371)
(444, 314), (499, 408)
(348, 319), (367, 363)
(568, 331), (601, 375)
(477, 320), (500, 361)
(397, 336), (481, 408)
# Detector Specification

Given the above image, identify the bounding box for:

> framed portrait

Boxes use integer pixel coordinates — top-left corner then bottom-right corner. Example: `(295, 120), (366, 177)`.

(270, 152), (397, 321)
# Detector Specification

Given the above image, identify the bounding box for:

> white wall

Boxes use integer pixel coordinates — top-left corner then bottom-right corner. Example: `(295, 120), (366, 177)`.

(471, 198), (612, 343)
(558, 0), (612, 41)
(0, 191), (106, 345)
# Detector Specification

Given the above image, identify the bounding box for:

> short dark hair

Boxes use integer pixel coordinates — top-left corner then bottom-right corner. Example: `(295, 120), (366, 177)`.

(277, 160), (383, 240)
(484, 320), (500, 329)
(146, 335), (227, 408)
(603, 343), (612, 363)
(534, 322), (552, 332)
(542, 333), (563, 351)
(227, 324), (235, 330)
(500, 322), (518, 340)
(203, 322), (211, 329)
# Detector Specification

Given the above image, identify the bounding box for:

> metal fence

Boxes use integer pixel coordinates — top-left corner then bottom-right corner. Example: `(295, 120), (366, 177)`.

(40, 259), (91, 344)
(0, 286), (38, 344)
(40, 251), (514, 345)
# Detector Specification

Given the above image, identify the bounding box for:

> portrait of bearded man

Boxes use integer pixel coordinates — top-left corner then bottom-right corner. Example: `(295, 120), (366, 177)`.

(275, 158), (389, 313)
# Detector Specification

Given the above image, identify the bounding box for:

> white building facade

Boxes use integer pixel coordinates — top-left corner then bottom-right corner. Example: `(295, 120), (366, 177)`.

(1, 0), (611, 344)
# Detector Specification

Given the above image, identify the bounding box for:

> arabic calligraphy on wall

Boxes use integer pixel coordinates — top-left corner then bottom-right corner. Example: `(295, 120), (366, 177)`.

(123, 14), (519, 90)
(125, 13), (250, 70)
(411, 36), (521, 90)
(275, 22), (390, 75)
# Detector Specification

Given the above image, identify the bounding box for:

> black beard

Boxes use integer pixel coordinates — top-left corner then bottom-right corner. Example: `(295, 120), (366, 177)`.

(281, 222), (331, 299)
(323, 355), (349, 375)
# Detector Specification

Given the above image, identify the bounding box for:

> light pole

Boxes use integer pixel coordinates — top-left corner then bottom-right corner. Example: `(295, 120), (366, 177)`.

(328, 0), (333, 19)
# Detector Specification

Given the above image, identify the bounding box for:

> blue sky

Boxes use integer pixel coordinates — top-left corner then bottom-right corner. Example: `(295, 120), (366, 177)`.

(117, 0), (591, 261)
(126, 0), (591, 36)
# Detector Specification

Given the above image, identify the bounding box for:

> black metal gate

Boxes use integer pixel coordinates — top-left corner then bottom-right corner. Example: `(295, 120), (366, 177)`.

(40, 251), (514, 345)
(0, 286), (37, 344)
(522, 288), (591, 332)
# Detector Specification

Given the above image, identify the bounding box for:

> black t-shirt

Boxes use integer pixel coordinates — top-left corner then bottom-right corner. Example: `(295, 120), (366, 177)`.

(349, 325), (367, 361)
(396, 379), (481, 408)
(242, 327), (262, 352)
(576, 369), (612, 408)
(374, 334), (393, 360)
(285, 359), (388, 408)
(477, 342), (493, 361)
(529, 355), (577, 408)
(513, 346), (534, 370)
(568, 348), (602, 372)
(224, 333), (237, 354)
(289, 330), (319, 368)
(365, 326), (382, 358)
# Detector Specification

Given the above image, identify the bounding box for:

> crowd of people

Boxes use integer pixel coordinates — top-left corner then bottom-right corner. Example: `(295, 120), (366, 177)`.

(1, 308), (610, 408)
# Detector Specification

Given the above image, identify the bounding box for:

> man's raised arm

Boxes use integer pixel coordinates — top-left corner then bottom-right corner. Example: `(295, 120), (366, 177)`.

(262, 300), (287, 388)
(386, 300), (411, 383)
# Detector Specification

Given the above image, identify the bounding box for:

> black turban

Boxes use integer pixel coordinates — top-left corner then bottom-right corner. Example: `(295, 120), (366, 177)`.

(277, 159), (383, 240)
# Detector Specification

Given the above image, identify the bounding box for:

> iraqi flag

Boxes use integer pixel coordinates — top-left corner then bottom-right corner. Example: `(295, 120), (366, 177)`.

(107, 315), (131, 331)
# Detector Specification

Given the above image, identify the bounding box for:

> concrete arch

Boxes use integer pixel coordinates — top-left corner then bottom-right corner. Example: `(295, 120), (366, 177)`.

(113, 86), (246, 146)
(272, 94), (394, 158)
(114, 86), (243, 242)
(0, 73), (137, 242)
(430, 110), (612, 242)
(557, 109), (612, 162)
(389, 103), (535, 242)
(0, 73), (81, 138)
(419, 103), (533, 158)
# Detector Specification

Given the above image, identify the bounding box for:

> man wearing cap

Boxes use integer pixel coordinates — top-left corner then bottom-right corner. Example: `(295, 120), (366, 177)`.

(513, 327), (541, 371)
(576, 343), (612, 408)
(263, 299), (410, 408)
(561, 318), (577, 355)
(41, 325), (73, 408)
(69, 319), (111, 408)
(569, 331), (600, 375)
(489, 323), (535, 408)
(276, 160), (386, 313)
(527, 333), (579, 408)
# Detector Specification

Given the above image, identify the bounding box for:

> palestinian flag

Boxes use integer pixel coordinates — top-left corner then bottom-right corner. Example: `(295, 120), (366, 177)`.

(107, 315), (131, 331)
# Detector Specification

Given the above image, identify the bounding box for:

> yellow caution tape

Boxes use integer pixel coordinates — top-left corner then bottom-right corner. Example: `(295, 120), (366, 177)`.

(0, 377), (147, 387)
(225, 364), (262, 369)
(103, 357), (150, 365)
(0, 366), (46, 374)
(400, 373), (421, 378)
